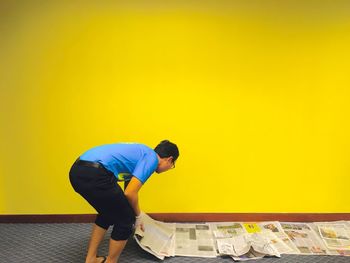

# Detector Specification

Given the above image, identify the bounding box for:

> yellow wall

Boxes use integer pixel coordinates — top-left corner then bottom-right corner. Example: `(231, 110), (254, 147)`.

(1, 1), (350, 214)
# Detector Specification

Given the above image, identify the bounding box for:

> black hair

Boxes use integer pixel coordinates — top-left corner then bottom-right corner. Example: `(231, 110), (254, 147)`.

(154, 140), (179, 162)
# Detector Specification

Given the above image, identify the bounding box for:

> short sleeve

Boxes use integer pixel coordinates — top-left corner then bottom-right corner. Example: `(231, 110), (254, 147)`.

(132, 153), (158, 184)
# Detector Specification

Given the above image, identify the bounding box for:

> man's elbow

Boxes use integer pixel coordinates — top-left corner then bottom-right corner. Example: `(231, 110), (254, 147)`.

(124, 191), (137, 200)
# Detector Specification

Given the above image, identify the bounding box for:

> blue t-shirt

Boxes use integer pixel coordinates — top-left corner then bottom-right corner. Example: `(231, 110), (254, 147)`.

(79, 143), (159, 184)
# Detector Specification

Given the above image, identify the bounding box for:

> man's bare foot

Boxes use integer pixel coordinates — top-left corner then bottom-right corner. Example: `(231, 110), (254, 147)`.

(86, 256), (106, 263)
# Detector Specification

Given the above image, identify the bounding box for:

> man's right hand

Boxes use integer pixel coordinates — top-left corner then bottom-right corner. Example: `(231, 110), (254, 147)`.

(135, 212), (145, 231)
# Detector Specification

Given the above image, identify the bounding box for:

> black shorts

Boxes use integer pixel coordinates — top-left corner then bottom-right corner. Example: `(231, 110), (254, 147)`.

(69, 161), (135, 240)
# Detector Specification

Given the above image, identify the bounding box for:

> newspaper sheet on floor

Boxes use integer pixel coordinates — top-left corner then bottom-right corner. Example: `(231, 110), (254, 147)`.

(134, 216), (350, 260)
(280, 222), (329, 255)
(175, 223), (217, 258)
(134, 213), (175, 260)
(257, 221), (299, 254)
(310, 221), (350, 256)
(217, 232), (284, 261)
(211, 222), (247, 238)
(212, 222), (290, 261)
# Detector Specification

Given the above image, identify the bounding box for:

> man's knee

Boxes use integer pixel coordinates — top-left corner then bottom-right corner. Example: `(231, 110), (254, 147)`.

(95, 214), (112, 230)
(111, 224), (134, 241)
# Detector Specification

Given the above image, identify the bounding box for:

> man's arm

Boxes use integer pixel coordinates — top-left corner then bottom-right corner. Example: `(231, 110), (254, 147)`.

(124, 176), (143, 216)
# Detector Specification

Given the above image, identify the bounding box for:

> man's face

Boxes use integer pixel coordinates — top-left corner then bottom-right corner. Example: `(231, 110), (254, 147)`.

(156, 157), (175, 173)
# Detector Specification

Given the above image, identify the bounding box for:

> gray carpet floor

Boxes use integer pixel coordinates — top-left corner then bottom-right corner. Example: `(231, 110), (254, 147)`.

(1, 223), (349, 263)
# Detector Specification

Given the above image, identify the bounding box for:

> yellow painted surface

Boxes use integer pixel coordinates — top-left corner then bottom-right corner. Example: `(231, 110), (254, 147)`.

(1, 1), (349, 214)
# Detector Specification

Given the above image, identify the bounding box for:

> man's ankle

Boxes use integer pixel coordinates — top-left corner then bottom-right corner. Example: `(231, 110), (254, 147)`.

(105, 256), (118, 263)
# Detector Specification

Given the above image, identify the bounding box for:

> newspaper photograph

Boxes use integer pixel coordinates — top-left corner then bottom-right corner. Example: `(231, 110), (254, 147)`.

(281, 222), (328, 255)
(175, 223), (217, 258)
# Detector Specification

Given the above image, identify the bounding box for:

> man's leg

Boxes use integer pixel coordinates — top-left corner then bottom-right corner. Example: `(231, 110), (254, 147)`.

(85, 223), (108, 263)
(105, 238), (128, 263)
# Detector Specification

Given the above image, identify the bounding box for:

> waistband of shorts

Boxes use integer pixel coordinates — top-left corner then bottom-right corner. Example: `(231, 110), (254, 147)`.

(74, 158), (113, 175)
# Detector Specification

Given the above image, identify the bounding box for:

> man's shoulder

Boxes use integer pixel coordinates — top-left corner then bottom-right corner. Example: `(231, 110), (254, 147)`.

(117, 142), (155, 154)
